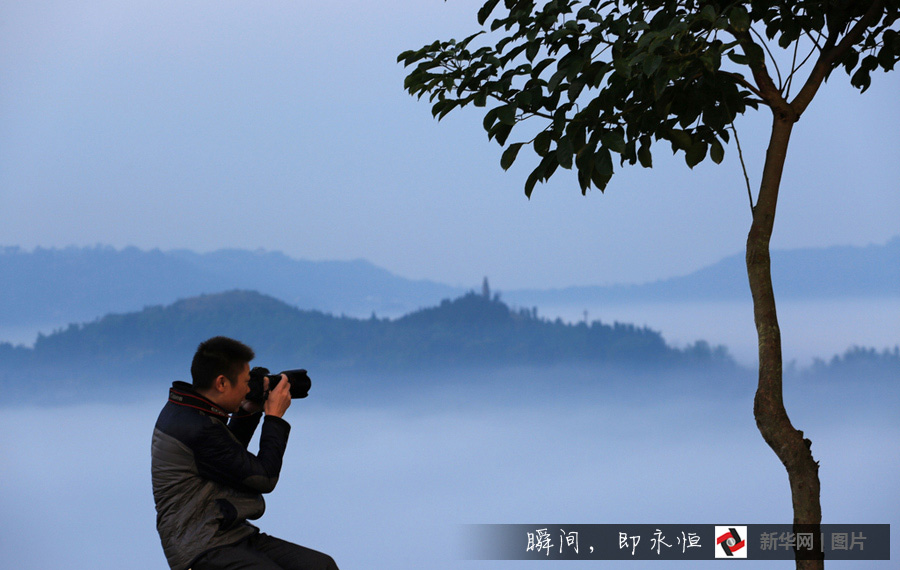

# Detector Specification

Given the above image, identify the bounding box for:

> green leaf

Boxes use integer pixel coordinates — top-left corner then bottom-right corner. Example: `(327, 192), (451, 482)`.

(568, 78), (586, 101)
(591, 148), (613, 191)
(726, 51), (748, 65)
(778, 25), (800, 49)
(637, 143), (652, 168)
(516, 89), (535, 107)
(600, 131), (626, 154)
(431, 99), (448, 119)
(851, 67), (872, 91)
(477, 0), (501, 26)
(497, 104), (517, 125)
(491, 122), (514, 145)
(547, 67), (567, 91)
(526, 40), (540, 62)
(652, 70), (668, 97)
(524, 168), (541, 198)
(669, 129), (692, 152)
(576, 6), (596, 21)
(877, 44), (896, 71)
(577, 167), (591, 193)
(532, 58), (555, 78)
(710, 138), (724, 164)
(685, 140), (708, 169)
(534, 131), (553, 156)
(482, 107), (499, 132)
(500, 143), (524, 170)
(744, 42), (765, 65)
(543, 89), (561, 111)
(557, 136), (574, 169)
(575, 142), (596, 172)
(436, 99), (459, 120)
(642, 54), (662, 76)
(728, 6), (750, 33)
(541, 154), (559, 181)
(842, 48), (860, 75)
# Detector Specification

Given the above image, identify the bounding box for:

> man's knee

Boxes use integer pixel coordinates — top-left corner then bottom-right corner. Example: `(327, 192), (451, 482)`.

(251, 533), (338, 570)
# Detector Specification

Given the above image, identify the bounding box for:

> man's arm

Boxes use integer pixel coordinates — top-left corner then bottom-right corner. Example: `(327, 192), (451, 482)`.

(228, 373), (291, 448)
(228, 410), (262, 449)
(194, 379), (294, 493)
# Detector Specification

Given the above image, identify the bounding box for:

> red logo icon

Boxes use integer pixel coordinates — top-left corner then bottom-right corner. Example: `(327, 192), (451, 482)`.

(715, 526), (747, 558)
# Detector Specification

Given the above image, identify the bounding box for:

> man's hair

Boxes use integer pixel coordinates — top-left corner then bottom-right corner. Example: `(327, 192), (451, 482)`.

(191, 336), (255, 391)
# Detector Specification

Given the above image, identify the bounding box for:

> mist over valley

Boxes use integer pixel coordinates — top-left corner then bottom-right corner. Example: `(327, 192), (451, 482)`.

(1, 242), (897, 568)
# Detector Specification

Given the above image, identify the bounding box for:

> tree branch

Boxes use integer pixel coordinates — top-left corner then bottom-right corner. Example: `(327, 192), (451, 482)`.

(730, 30), (793, 119)
(790, 0), (886, 115)
(719, 70), (765, 101)
(750, 25), (784, 89)
(784, 40), (820, 96)
(730, 122), (755, 213)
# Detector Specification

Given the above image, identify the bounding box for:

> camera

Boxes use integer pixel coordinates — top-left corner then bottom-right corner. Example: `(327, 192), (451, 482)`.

(246, 367), (311, 403)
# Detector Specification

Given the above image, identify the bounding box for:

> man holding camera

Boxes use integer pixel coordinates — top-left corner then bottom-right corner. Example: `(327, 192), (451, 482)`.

(151, 336), (338, 570)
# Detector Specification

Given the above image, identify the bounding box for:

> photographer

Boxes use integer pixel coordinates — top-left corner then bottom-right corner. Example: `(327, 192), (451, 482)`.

(151, 336), (338, 570)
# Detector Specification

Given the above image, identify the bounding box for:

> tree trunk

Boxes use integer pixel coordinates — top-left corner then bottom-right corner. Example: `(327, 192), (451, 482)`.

(747, 114), (823, 569)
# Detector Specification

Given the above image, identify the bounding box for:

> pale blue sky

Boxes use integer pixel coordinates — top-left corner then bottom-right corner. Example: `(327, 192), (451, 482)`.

(2, 0), (898, 289)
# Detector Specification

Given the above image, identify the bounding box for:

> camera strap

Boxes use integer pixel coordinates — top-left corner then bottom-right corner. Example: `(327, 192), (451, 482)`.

(168, 382), (230, 419)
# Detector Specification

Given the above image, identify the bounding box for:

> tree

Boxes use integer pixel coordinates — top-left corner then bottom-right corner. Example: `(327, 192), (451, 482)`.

(399, 1), (899, 568)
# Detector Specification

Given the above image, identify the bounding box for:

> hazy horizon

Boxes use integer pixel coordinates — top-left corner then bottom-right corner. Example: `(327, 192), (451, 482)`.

(1, 233), (898, 288)
(1, 366), (896, 569)
(3, 297), (897, 370)
(2, 1), (898, 289)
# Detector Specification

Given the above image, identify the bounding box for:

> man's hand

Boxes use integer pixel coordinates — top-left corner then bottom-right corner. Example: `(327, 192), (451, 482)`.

(264, 374), (292, 418)
(240, 377), (268, 414)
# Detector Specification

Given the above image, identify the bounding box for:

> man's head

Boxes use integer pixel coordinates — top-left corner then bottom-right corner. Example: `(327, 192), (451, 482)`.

(191, 336), (255, 412)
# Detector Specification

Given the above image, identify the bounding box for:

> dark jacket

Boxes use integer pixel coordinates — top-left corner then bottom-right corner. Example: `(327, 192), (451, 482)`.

(151, 381), (291, 570)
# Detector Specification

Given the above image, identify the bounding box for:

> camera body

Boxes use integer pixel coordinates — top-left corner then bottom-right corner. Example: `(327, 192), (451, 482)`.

(246, 367), (311, 403)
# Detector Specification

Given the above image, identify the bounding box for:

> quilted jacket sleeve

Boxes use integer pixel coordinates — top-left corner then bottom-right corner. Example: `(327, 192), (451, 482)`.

(193, 415), (291, 494)
(228, 410), (263, 449)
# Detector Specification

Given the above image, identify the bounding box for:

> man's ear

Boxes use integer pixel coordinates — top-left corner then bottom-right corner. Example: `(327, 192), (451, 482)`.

(213, 375), (230, 393)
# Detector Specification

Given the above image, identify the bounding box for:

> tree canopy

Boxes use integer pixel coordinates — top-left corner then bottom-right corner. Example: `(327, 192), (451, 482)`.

(400, 0), (899, 197)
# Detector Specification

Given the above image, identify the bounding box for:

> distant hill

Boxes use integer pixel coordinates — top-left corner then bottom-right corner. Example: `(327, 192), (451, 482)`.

(0, 245), (462, 329)
(1, 239), (897, 338)
(2, 290), (894, 404)
(0, 290), (734, 391)
(504, 237), (900, 308)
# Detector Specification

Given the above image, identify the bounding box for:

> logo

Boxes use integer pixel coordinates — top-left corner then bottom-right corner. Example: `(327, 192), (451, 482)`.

(715, 526), (747, 558)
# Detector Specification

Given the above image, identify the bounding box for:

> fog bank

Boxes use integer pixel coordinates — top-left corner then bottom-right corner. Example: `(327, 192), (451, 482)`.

(541, 297), (900, 367)
(1, 368), (896, 569)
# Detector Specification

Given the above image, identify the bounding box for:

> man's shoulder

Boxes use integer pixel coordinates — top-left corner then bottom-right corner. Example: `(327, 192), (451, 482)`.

(155, 396), (224, 444)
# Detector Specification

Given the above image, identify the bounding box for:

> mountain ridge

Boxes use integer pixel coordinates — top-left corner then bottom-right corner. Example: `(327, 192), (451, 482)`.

(503, 237), (900, 308)
(0, 289), (736, 393)
(2, 289), (895, 405)
(1, 238), (897, 339)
